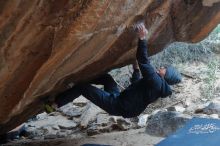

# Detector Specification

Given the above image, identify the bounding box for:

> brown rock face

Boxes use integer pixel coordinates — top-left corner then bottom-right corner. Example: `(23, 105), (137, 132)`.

(0, 0), (220, 134)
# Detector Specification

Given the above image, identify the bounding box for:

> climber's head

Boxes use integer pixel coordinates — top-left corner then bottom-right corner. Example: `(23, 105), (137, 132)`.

(157, 66), (182, 85)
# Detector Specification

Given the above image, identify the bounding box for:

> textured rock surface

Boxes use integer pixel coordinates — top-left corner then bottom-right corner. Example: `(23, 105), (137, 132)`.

(200, 98), (220, 116)
(25, 112), (77, 139)
(0, 0), (220, 134)
(79, 102), (103, 128)
(146, 110), (191, 137)
(58, 103), (83, 117)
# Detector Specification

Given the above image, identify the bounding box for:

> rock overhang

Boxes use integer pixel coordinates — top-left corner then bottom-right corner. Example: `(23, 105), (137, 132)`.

(0, 0), (220, 134)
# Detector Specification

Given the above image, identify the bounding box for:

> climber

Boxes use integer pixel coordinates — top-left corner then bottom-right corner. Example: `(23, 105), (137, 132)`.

(46, 23), (182, 118)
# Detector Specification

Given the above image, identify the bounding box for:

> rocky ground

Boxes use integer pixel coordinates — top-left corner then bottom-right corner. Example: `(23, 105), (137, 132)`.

(3, 53), (220, 146)
(3, 27), (220, 146)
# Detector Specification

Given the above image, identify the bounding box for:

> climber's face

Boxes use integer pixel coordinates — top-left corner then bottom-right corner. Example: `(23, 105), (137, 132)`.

(157, 67), (166, 78)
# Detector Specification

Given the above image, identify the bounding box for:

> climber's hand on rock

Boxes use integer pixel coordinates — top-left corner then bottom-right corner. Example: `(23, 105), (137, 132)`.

(137, 23), (148, 40)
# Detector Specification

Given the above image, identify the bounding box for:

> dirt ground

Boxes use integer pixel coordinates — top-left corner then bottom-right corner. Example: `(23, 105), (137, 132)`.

(3, 128), (163, 146)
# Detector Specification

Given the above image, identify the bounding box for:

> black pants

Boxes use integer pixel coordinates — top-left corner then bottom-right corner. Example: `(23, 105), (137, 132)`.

(55, 74), (122, 116)
(55, 69), (141, 116)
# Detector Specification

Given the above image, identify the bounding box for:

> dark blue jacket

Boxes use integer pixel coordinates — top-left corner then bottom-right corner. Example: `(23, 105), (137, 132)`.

(118, 39), (172, 118)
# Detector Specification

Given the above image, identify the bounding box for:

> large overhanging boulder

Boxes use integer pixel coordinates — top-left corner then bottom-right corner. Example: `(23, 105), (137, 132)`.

(0, 0), (220, 134)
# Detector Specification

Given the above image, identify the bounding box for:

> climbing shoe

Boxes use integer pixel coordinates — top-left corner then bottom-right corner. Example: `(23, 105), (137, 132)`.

(44, 103), (56, 114)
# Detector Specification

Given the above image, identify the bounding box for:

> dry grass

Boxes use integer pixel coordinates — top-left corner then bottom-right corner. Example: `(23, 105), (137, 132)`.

(150, 24), (220, 100)
(150, 25), (220, 68)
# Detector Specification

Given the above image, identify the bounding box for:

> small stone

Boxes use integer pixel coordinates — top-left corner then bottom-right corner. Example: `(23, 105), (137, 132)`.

(36, 112), (48, 120)
(151, 109), (167, 115)
(96, 113), (110, 126)
(87, 125), (100, 136)
(113, 117), (132, 130)
(58, 120), (77, 130)
(44, 134), (57, 139)
(56, 132), (67, 138)
(73, 95), (88, 106)
(167, 106), (185, 113)
(52, 125), (60, 130)
(57, 130), (73, 138)
(201, 98), (208, 102)
(203, 98), (220, 116)
(80, 102), (104, 128)
(87, 123), (113, 136)
(48, 112), (61, 116)
(209, 114), (219, 119)
(186, 102), (207, 113)
(60, 129), (66, 133)
(138, 114), (149, 127)
(185, 99), (191, 107)
(86, 116), (132, 136)
(59, 103), (83, 117)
